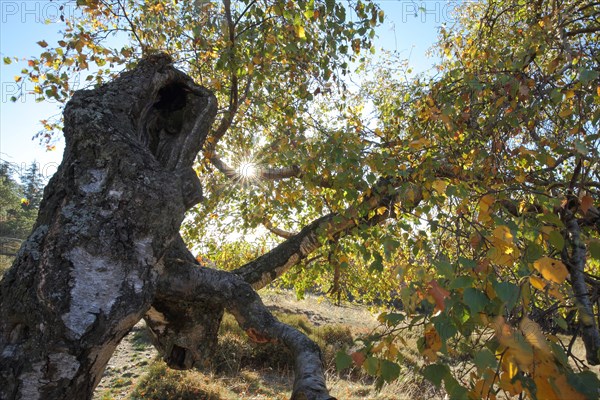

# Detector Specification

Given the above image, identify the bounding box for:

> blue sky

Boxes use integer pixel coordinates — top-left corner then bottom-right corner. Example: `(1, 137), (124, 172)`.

(0, 1), (461, 180)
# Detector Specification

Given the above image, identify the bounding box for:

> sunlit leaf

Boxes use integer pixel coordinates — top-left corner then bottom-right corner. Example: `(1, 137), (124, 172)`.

(533, 257), (568, 284)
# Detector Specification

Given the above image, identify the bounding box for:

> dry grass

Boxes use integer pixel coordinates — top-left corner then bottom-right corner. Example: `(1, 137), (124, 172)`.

(93, 289), (439, 400)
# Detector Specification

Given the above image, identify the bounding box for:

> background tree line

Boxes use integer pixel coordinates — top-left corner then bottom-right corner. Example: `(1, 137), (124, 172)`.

(0, 161), (45, 273)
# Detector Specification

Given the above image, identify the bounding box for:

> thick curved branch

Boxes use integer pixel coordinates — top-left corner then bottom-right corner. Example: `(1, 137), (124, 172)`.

(155, 241), (335, 400)
(263, 218), (296, 239)
(233, 178), (422, 289)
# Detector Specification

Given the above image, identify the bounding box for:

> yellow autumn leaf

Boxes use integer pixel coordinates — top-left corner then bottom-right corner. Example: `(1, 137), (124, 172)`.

(472, 378), (497, 400)
(499, 370), (523, 395)
(408, 137), (430, 150)
(295, 25), (306, 39)
(558, 108), (572, 118)
(543, 373), (586, 400)
(580, 194), (593, 214)
(520, 317), (550, 354)
(478, 194), (495, 223)
(494, 317), (534, 372)
(533, 257), (568, 284)
(529, 275), (546, 291)
(501, 350), (519, 379)
(431, 179), (447, 195)
(422, 326), (441, 362)
(492, 225), (512, 242)
(488, 226), (520, 266)
(387, 342), (398, 359)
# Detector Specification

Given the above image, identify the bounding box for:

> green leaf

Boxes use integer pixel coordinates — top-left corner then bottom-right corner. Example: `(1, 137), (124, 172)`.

(549, 341), (569, 367)
(589, 240), (600, 260)
(335, 351), (352, 371)
(449, 276), (473, 289)
(3, 57), (11, 65)
(548, 230), (564, 250)
(364, 356), (379, 375)
(579, 68), (599, 85)
(370, 251), (383, 272)
(325, 0), (335, 13)
(566, 370), (600, 399)
(494, 281), (519, 311)
(524, 243), (544, 262)
(539, 212), (564, 227)
(445, 376), (469, 400)
(463, 288), (488, 314)
(433, 313), (457, 342)
(422, 364), (450, 388)
(473, 348), (497, 372)
(382, 237), (400, 260)
(380, 359), (400, 382)
(435, 260), (454, 278)
(381, 312), (405, 326)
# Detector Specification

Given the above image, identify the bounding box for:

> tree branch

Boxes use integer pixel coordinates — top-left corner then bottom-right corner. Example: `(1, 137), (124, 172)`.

(233, 178), (422, 289)
(207, 0), (239, 150)
(152, 237), (336, 400)
(263, 218), (296, 239)
(210, 153), (302, 181)
(562, 210), (600, 365)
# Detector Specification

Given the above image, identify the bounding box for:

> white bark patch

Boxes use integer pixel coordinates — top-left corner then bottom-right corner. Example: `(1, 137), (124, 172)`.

(63, 247), (125, 338)
(127, 237), (155, 293)
(80, 169), (107, 194)
(18, 362), (44, 400)
(108, 189), (123, 199)
(254, 254), (300, 290)
(48, 353), (80, 381)
(135, 237), (155, 267)
(299, 234), (319, 256)
(127, 270), (143, 294)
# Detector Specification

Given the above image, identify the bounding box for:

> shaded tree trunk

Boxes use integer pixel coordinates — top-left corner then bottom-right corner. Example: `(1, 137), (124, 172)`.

(0, 54), (334, 400)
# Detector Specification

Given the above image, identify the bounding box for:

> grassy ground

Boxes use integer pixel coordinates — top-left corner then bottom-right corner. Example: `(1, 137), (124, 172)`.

(93, 290), (442, 400)
(85, 288), (600, 399)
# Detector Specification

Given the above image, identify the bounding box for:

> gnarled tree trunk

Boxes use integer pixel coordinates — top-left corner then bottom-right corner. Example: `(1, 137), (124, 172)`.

(0, 54), (334, 400)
